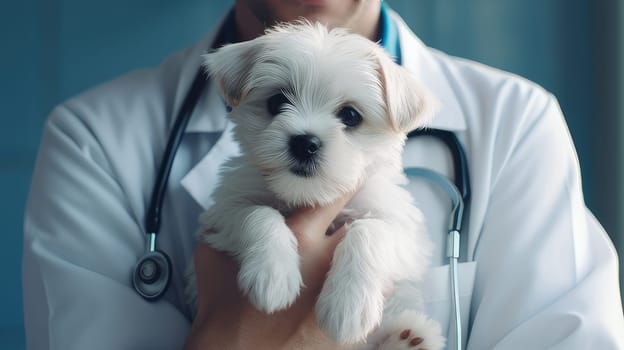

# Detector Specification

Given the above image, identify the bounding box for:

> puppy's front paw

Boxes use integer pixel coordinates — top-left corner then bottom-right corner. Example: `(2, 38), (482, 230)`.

(376, 311), (445, 350)
(238, 250), (302, 313)
(316, 277), (384, 344)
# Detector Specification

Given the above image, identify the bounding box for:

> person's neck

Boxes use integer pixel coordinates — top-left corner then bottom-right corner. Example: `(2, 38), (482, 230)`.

(234, 2), (265, 42)
(346, 3), (381, 42)
(234, 3), (381, 42)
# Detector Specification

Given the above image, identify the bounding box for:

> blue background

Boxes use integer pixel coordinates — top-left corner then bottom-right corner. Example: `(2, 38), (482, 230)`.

(2, 0), (622, 348)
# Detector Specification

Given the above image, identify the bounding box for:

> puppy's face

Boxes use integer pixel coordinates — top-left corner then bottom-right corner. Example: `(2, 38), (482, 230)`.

(204, 23), (437, 206)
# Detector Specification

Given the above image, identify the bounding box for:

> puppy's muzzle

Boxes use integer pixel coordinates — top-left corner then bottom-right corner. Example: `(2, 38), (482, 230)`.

(288, 134), (322, 177)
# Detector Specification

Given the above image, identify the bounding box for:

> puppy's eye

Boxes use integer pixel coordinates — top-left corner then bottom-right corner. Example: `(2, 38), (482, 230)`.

(267, 93), (290, 116)
(337, 106), (363, 128)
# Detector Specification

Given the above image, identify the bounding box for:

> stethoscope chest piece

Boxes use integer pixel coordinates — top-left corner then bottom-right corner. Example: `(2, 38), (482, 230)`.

(132, 250), (172, 301)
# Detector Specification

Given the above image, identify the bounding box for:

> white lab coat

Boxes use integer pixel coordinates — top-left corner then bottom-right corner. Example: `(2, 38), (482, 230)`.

(23, 10), (624, 350)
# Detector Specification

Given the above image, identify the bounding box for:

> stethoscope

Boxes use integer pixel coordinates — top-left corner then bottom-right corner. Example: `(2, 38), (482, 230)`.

(131, 7), (470, 350)
(404, 129), (470, 350)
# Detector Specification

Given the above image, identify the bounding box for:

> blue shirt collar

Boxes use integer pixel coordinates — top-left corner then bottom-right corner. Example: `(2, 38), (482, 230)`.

(379, 3), (402, 65)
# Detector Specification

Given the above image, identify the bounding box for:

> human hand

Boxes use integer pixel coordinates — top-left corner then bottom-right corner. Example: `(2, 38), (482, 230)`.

(183, 193), (355, 350)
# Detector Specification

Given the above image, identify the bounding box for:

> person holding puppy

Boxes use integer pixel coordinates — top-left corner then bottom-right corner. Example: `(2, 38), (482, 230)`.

(23, 1), (624, 350)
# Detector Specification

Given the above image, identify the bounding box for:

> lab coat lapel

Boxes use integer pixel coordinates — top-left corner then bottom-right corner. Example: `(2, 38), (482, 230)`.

(180, 120), (239, 210)
(180, 77), (239, 210)
(178, 12), (240, 210)
(391, 11), (467, 132)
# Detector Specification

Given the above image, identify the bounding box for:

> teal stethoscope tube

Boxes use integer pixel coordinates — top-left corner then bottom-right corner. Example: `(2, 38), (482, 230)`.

(403, 167), (464, 234)
(404, 166), (465, 350)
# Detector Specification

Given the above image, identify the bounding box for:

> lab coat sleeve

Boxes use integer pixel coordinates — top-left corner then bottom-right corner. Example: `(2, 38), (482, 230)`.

(466, 93), (624, 349)
(22, 104), (190, 350)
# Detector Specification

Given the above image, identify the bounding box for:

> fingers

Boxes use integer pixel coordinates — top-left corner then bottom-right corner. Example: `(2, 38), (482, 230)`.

(286, 191), (355, 240)
(295, 222), (349, 301)
(193, 191), (356, 331)
(191, 194), (356, 349)
(192, 243), (239, 319)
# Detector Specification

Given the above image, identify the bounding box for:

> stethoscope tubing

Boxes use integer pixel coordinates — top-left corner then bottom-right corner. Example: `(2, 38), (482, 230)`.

(133, 10), (238, 302)
(145, 9), (237, 236)
(404, 166), (466, 350)
(403, 167), (464, 233)
(145, 70), (208, 235)
(407, 129), (471, 204)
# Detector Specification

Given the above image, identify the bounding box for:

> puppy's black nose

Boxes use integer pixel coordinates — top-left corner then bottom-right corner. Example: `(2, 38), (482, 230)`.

(289, 134), (322, 162)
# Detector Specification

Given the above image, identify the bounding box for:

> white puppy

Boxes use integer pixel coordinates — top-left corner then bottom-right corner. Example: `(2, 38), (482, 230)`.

(192, 22), (445, 349)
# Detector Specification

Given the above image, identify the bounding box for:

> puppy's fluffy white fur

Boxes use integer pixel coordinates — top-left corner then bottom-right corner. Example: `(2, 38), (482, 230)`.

(187, 22), (444, 349)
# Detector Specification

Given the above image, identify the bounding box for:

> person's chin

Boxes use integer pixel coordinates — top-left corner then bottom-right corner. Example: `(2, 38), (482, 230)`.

(293, 7), (344, 27)
(261, 0), (348, 27)
(298, 0), (330, 6)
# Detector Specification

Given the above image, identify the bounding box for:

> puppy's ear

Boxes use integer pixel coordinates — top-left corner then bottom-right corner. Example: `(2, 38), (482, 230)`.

(376, 49), (439, 133)
(202, 40), (262, 107)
